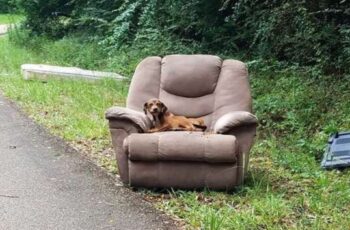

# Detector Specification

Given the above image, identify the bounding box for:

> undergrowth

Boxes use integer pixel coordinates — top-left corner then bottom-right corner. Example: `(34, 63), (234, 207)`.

(1, 27), (350, 229)
(0, 14), (23, 24)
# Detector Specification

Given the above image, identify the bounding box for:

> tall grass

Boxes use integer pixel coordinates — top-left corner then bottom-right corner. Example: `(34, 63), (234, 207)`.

(0, 14), (23, 24)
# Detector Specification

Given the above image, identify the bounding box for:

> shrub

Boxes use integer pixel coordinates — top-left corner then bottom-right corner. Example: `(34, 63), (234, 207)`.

(0, 0), (18, 13)
(16, 0), (350, 74)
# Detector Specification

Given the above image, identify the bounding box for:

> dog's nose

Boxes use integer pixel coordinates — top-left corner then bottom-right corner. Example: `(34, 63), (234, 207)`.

(152, 108), (159, 112)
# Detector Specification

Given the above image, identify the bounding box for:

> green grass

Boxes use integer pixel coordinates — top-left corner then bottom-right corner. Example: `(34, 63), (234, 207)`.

(1, 32), (350, 229)
(0, 36), (129, 172)
(145, 72), (350, 229)
(0, 14), (23, 24)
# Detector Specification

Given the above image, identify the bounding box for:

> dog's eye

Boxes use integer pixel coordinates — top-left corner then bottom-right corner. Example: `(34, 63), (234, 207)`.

(156, 102), (161, 106)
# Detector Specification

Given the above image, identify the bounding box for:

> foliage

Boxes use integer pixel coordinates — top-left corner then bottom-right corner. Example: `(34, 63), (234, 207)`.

(16, 0), (350, 74)
(0, 0), (18, 13)
(15, 0), (76, 37)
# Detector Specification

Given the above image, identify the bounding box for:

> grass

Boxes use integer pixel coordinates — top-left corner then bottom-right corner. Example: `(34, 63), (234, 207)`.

(146, 72), (350, 229)
(0, 14), (23, 24)
(1, 23), (350, 229)
(0, 34), (129, 172)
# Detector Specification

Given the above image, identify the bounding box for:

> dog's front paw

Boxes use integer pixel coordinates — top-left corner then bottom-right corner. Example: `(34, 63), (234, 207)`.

(146, 128), (158, 133)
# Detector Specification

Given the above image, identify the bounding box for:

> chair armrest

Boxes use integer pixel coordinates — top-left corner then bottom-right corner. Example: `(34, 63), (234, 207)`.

(106, 106), (152, 184)
(105, 106), (151, 133)
(214, 111), (258, 134)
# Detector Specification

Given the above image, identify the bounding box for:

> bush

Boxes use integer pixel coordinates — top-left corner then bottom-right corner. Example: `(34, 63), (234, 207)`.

(16, 0), (350, 75)
(0, 0), (18, 13)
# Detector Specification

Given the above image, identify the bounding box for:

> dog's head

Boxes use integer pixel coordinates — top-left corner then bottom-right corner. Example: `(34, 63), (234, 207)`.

(143, 98), (168, 117)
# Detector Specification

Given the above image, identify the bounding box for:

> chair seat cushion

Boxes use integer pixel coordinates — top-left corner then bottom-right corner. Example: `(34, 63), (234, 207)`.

(124, 132), (237, 163)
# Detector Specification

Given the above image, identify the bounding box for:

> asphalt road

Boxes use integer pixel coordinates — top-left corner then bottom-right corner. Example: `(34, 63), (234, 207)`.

(0, 94), (176, 230)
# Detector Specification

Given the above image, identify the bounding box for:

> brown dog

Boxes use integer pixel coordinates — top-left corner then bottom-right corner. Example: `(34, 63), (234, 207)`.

(143, 98), (206, 133)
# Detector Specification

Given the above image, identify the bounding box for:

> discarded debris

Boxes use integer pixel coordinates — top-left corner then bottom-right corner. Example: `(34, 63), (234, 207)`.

(21, 64), (125, 82)
(0, 24), (10, 35)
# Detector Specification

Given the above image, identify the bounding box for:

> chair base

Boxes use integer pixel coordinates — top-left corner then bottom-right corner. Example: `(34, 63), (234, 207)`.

(128, 161), (240, 190)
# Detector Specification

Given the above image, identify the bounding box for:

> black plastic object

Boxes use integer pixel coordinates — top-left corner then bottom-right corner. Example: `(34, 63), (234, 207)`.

(321, 131), (350, 169)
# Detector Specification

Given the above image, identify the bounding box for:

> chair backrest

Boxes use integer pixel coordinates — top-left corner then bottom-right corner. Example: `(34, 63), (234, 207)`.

(126, 55), (252, 129)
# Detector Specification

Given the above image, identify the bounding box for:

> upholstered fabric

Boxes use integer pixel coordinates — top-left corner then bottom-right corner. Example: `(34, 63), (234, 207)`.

(124, 132), (237, 163)
(126, 55), (251, 128)
(126, 57), (162, 112)
(161, 55), (222, 97)
(214, 111), (258, 134)
(129, 161), (239, 189)
(106, 54), (257, 189)
(210, 60), (252, 129)
(105, 106), (151, 132)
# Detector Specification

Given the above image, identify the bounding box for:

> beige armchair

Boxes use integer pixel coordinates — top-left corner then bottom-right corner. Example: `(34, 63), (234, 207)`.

(106, 55), (257, 190)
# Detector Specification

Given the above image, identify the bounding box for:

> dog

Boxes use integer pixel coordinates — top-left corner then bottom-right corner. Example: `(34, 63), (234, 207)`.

(143, 98), (207, 133)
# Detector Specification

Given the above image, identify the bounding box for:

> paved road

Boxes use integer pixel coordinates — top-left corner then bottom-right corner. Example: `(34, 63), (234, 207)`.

(0, 94), (176, 230)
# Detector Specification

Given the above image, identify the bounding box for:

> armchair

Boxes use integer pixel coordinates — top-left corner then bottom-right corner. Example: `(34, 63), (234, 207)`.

(106, 55), (257, 190)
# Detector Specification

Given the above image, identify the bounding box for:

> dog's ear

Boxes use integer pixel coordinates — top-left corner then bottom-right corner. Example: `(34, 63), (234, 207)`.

(143, 102), (148, 115)
(161, 102), (168, 113)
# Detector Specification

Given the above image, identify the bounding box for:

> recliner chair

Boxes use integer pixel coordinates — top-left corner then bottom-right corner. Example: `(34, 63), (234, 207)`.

(105, 55), (257, 190)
